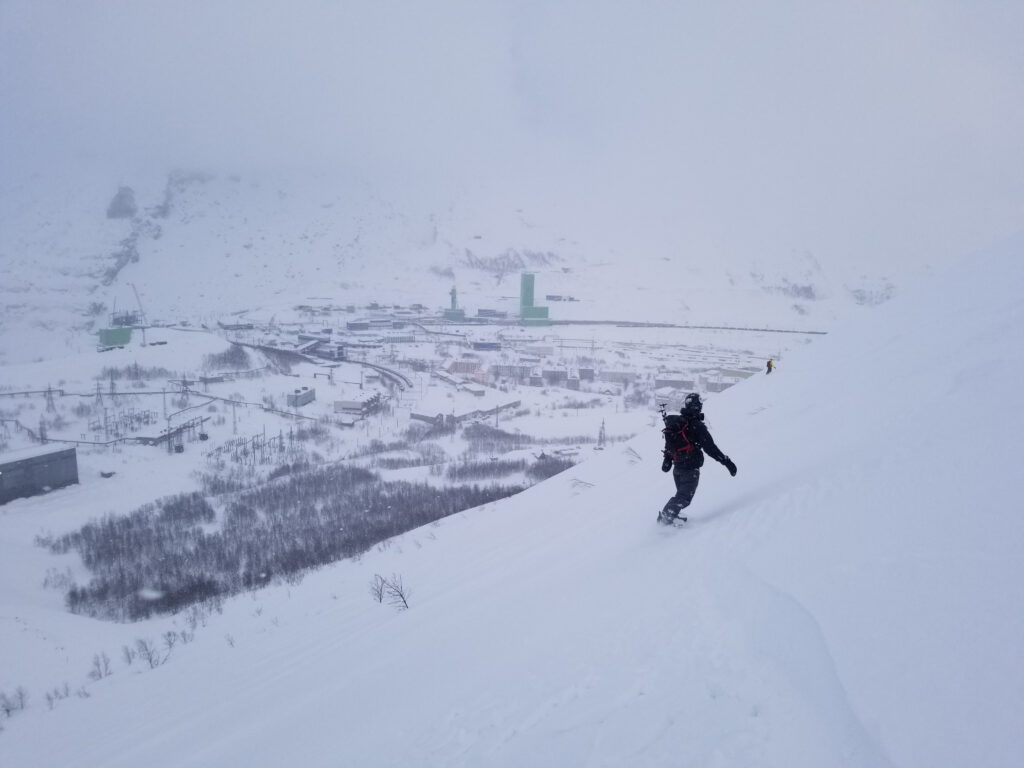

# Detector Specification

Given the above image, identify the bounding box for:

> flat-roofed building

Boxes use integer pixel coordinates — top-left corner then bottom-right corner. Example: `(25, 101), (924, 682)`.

(286, 387), (316, 407)
(0, 445), (79, 505)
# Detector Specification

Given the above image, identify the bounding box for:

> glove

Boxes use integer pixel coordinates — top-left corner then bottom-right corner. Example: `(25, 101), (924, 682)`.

(723, 457), (737, 477)
(661, 456), (672, 473)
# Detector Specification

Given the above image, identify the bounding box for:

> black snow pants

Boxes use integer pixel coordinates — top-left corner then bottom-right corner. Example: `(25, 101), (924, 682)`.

(662, 466), (700, 517)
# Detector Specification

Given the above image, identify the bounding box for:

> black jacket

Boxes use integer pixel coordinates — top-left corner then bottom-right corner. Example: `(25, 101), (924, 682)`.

(667, 413), (728, 470)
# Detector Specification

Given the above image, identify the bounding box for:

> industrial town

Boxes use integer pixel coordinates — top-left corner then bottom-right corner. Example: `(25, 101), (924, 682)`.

(0, 272), (782, 516)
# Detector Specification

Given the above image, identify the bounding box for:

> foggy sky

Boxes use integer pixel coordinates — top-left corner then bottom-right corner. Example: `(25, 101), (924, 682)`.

(2, 0), (1022, 272)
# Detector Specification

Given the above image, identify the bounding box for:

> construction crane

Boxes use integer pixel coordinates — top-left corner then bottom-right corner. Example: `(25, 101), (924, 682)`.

(130, 283), (148, 344)
(130, 283), (148, 326)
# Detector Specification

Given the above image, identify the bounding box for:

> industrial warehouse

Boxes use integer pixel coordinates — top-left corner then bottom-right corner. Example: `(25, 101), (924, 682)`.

(0, 445), (79, 504)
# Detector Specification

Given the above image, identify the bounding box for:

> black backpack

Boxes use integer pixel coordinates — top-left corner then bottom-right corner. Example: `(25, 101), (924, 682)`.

(662, 414), (696, 460)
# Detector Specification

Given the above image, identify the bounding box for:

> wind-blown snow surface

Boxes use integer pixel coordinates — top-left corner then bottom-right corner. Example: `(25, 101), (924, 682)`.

(2, 236), (1022, 766)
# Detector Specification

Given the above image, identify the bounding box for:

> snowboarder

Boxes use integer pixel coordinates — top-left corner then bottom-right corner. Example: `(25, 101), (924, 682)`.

(766, 358), (774, 374)
(658, 393), (736, 523)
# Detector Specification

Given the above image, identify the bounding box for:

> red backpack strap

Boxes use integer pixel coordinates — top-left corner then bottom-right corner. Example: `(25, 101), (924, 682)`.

(673, 420), (694, 457)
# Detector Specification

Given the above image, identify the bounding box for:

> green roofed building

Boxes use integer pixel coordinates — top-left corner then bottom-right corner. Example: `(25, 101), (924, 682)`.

(98, 327), (132, 347)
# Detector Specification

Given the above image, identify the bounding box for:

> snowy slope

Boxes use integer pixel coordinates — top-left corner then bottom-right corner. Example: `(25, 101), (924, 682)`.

(2, 228), (1021, 766)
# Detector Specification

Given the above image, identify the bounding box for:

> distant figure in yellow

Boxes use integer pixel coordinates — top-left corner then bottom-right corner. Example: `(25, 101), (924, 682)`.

(766, 359), (774, 375)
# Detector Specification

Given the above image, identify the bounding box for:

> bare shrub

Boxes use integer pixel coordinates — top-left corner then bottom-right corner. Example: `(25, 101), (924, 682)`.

(88, 652), (113, 680)
(45, 684), (71, 710)
(446, 458), (526, 481)
(203, 344), (251, 371)
(99, 363), (174, 382)
(0, 687), (29, 717)
(385, 574), (410, 611)
(526, 455), (575, 481)
(369, 574), (387, 603)
(135, 638), (162, 669)
(43, 567), (74, 590)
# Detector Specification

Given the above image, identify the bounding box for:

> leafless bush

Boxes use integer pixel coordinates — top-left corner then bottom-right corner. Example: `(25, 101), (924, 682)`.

(446, 458), (527, 481)
(462, 423), (534, 455)
(135, 638), (162, 669)
(0, 687), (29, 717)
(99, 363), (175, 382)
(185, 603), (211, 631)
(43, 566), (74, 590)
(526, 455), (576, 481)
(369, 574), (387, 603)
(385, 574), (410, 611)
(45, 684), (71, 710)
(202, 344), (251, 371)
(88, 652), (113, 680)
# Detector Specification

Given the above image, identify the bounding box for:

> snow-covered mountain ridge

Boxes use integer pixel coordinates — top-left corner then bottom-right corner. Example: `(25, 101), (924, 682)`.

(2, 224), (1021, 766)
(0, 169), (897, 365)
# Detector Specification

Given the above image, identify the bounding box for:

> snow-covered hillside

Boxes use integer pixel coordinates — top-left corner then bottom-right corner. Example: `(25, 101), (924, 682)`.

(2, 227), (1021, 766)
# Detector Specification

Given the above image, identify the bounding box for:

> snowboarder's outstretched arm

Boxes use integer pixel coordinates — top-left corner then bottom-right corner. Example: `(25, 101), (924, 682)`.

(694, 422), (737, 476)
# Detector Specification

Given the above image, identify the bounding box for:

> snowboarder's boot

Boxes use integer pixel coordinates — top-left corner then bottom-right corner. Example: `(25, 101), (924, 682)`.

(658, 509), (686, 525)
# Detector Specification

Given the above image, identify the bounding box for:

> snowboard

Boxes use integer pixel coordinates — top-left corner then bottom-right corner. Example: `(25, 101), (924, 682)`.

(657, 510), (687, 527)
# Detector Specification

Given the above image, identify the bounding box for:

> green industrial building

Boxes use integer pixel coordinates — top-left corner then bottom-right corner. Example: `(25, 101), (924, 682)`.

(98, 327), (133, 347)
(519, 273), (550, 326)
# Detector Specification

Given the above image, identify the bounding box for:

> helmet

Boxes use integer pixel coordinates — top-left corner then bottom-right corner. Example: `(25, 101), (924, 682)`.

(682, 392), (703, 413)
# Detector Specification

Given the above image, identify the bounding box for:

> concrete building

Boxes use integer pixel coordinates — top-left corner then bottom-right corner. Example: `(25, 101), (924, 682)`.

(334, 393), (383, 415)
(600, 371), (638, 385)
(448, 361), (481, 375)
(720, 368), (758, 380)
(286, 387), (316, 407)
(0, 445), (79, 505)
(700, 371), (746, 393)
(654, 374), (697, 390)
(523, 345), (555, 357)
(489, 364), (533, 381)
(312, 344), (345, 361)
